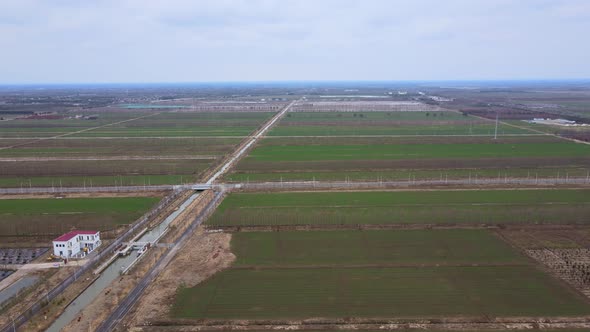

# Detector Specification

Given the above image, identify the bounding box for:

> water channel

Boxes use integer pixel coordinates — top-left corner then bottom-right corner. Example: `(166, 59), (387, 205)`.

(46, 193), (199, 332)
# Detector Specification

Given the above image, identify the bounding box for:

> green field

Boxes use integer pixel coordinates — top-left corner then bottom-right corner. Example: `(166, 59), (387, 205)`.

(230, 131), (590, 182)
(173, 266), (589, 319)
(0, 159), (211, 183)
(231, 230), (526, 266)
(0, 197), (159, 215)
(208, 189), (590, 226)
(269, 124), (528, 136)
(0, 196), (160, 239)
(174, 229), (589, 319)
(246, 142), (590, 162)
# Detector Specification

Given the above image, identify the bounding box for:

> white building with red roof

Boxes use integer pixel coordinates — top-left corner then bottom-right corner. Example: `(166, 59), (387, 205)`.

(52, 230), (101, 259)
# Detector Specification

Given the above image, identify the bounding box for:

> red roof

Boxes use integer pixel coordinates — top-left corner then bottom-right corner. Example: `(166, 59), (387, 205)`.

(54, 230), (99, 242)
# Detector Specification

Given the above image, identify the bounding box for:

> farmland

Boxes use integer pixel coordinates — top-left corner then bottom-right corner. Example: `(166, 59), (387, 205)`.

(174, 266), (589, 319)
(172, 230), (590, 319)
(270, 111), (530, 136)
(0, 137), (241, 157)
(228, 110), (590, 182)
(0, 196), (160, 242)
(0, 111), (149, 138)
(246, 140), (588, 161)
(208, 189), (590, 226)
(0, 111), (276, 187)
(0, 111), (275, 138)
(231, 137), (590, 181)
(5, 84), (590, 331)
(69, 111), (274, 137)
(231, 229), (526, 266)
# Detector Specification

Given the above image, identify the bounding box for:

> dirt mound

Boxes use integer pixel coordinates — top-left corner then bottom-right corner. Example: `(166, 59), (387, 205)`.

(129, 229), (235, 325)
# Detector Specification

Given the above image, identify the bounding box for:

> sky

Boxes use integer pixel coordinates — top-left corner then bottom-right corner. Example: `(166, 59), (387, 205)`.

(0, 0), (589, 84)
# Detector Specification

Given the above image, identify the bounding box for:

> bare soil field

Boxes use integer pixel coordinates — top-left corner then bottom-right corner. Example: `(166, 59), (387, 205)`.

(500, 227), (590, 299)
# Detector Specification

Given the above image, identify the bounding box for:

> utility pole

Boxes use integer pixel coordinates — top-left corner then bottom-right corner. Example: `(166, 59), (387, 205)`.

(494, 111), (499, 140)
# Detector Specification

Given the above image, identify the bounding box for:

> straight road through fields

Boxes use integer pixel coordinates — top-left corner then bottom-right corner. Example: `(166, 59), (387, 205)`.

(206, 100), (297, 185)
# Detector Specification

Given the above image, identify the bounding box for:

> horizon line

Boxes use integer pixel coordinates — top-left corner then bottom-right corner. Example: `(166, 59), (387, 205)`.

(1, 78), (590, 87)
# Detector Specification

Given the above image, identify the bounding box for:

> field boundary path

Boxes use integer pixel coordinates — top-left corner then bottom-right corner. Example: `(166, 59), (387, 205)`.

(0, 136), (250, 140)
(0, 155), (216, 162)
(0, 184), (175, 194)
(231, 177), (590, 191)
(2, 175), (590, 195)
(142, 316), (590, 331)
(264, 134), (548, 138)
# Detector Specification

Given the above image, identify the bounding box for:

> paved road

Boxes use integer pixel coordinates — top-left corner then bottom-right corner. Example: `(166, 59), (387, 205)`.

(206, 99), (296, 185)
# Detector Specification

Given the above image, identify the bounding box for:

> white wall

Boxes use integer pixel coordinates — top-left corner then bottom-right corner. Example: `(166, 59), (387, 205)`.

(53, 238), (81, 258)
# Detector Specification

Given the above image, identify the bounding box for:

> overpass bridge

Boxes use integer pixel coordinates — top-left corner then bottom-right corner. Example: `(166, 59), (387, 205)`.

(185, 184), (212, 190)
